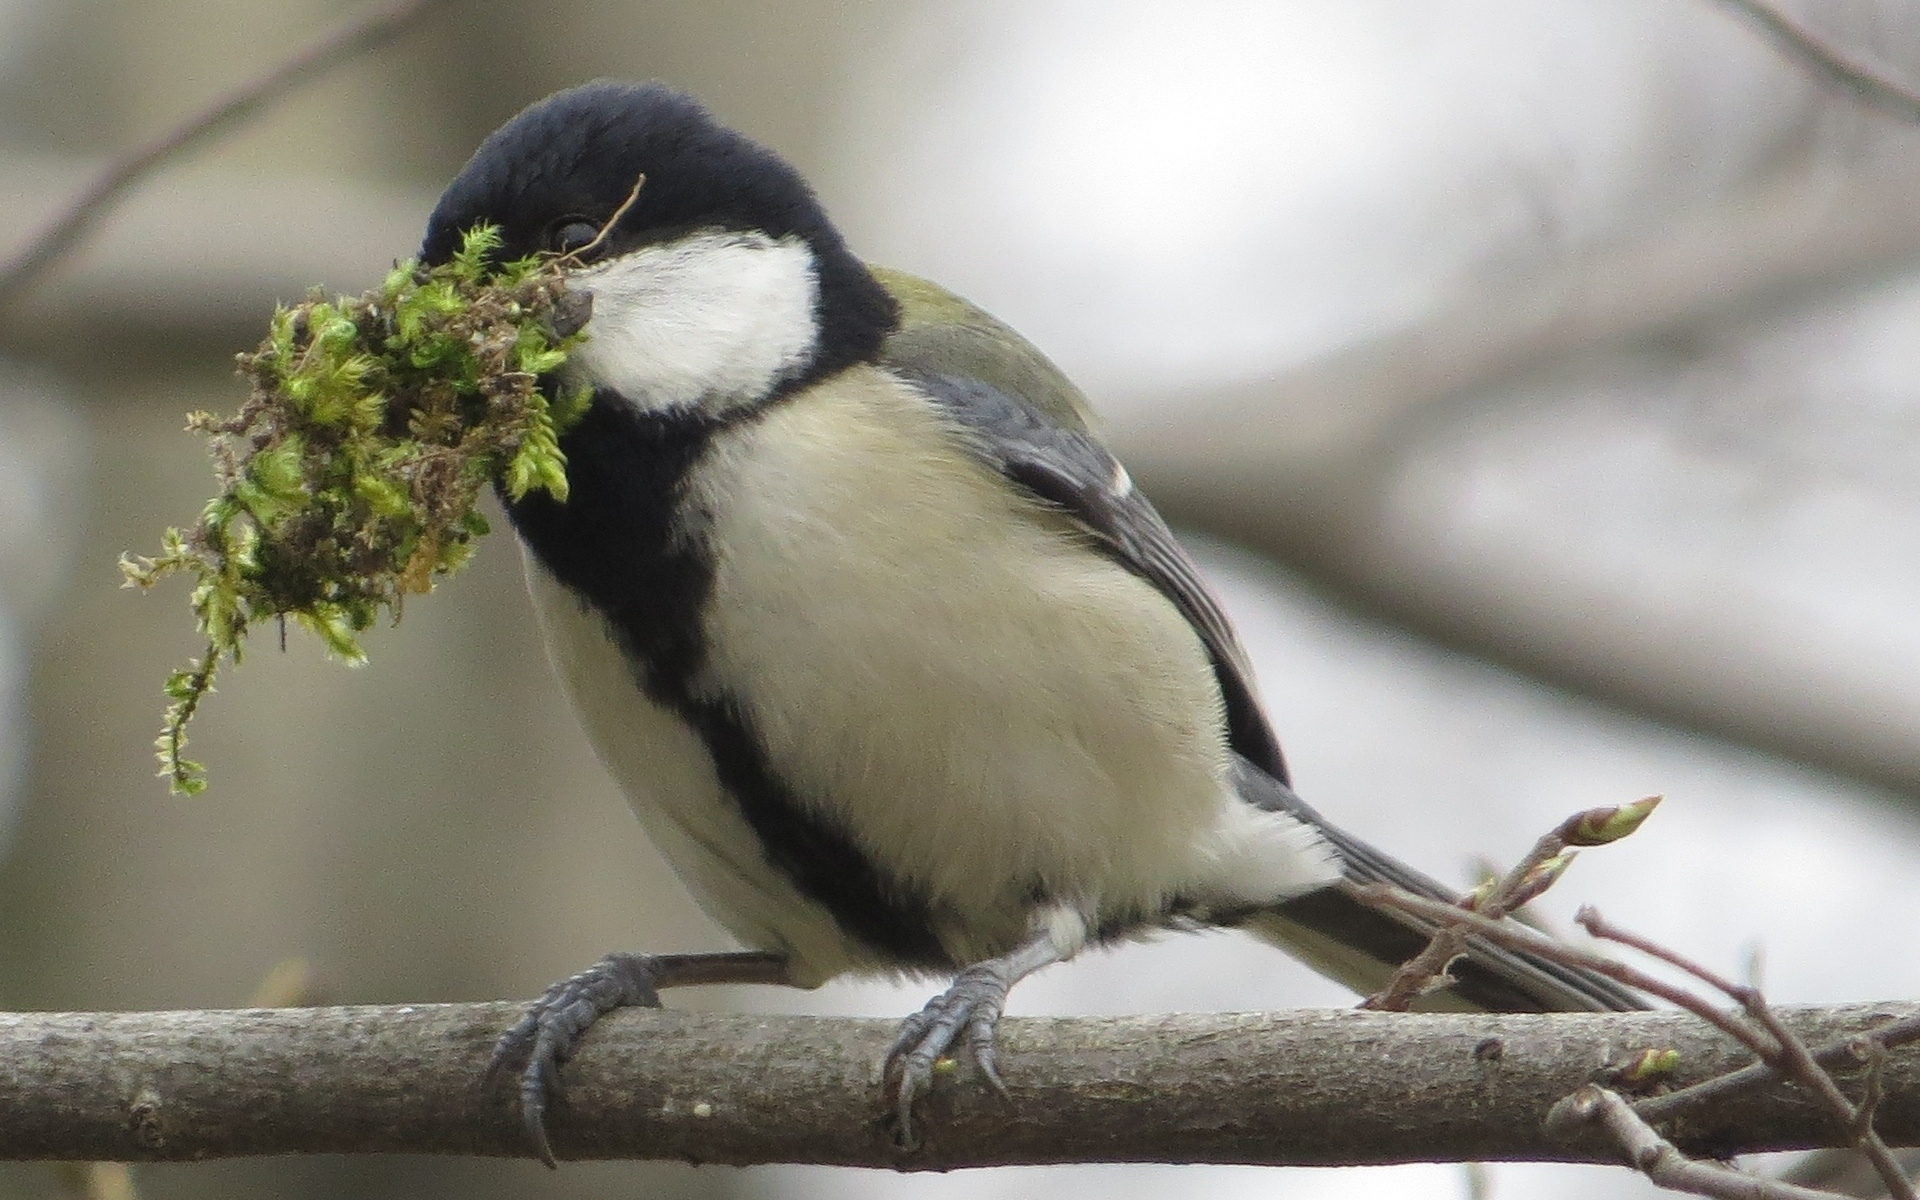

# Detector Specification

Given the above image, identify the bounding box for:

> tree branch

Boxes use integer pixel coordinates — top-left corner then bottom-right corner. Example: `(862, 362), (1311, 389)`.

(1, 1002), (1918, 1167)
(1548, 1084), (1852, 1200)
(1579, 906), (1919, 1200)
(1361, 797), (1656, 1011)
(1636, 1013), (1920, 1124)
(0, 0), (450, 311)
(1711, 0), (1920, 123)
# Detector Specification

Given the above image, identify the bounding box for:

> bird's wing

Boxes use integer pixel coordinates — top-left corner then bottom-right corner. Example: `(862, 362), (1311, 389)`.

(869, 264), (1100, 433)
(871, 266), (1288, 782)
(871, 267), (1645, 1014)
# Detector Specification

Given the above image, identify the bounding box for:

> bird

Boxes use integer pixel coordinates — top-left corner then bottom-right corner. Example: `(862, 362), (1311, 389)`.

(419, 80), (1643, 1164)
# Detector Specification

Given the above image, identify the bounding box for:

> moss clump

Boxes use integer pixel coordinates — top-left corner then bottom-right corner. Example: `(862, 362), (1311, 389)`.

(121, 224), (592, 794)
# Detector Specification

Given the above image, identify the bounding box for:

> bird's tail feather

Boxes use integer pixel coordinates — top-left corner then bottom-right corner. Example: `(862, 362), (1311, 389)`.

(1232, 758), (1646, 1014)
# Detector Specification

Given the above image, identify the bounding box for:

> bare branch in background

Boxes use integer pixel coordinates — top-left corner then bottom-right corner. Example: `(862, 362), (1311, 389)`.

(1116, 150), (1920, 804)
(1, 1002), (1919, 1167)
(1115, 157), (1920, 493)
(1095, 11), (1920, 810)
(0, 0), (451, 311)
(1712, 0), (1920, 123)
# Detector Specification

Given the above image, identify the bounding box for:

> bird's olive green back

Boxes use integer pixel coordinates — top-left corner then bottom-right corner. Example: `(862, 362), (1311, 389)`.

(868, 265), (1100, 436)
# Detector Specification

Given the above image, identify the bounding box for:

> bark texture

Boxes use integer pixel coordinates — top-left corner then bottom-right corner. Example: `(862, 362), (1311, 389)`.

(1, 1002), (1916, 1168)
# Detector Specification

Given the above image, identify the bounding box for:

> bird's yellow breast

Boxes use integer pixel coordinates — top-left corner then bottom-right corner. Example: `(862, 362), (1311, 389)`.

(685, 365), (1239, 961)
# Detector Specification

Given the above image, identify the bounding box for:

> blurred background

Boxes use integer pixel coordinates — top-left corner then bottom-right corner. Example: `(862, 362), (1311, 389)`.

(3, 0), (1920, 1197)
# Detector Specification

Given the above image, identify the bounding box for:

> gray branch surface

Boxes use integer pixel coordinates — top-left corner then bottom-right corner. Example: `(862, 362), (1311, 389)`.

(1, 1002), (1917, 1168)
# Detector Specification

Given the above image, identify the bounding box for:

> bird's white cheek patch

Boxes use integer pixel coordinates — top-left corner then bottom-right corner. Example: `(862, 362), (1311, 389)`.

(564, 230), (820, 415)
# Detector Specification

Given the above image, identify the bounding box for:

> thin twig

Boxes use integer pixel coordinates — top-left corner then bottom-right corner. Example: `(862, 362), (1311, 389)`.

(1750, 1003), (1916, 1200)
(1712, 0), (1920, 123)
(0, 0), (451, 310)
(1578, 908), (1919, 1200)
(1360, 798), (1655, 1011)
(1351, 884), (1768, 1051)
(1360, 907), (1480, 1013)
(1364, 883), (1920, 1199)
(558, 174), (646, 266)
(1635, 1013), (1920, 1124)
(1852, 1041), (1887, 1142)
(1361, 839), (1565, 1011)
(1577, 907), (1754, 999)
(1548, 1085), (1848, 1200)
(1360, 923), (1474, 1011)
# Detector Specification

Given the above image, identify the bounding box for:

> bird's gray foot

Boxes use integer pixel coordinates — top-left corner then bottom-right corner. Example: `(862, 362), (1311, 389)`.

(886, 959), (1015, 1147)
(492, 952), (663, 1166)
(491, 950), (789, 1167)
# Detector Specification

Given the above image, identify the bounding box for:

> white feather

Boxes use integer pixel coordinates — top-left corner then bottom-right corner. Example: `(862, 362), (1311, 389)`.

(562, 230), (819, 414)
(682, 367), (1338, 966)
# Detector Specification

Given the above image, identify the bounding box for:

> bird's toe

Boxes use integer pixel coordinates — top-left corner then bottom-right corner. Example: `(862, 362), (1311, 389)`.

(492, 953), (665, 1166)
(886, 960), (1014, 1148)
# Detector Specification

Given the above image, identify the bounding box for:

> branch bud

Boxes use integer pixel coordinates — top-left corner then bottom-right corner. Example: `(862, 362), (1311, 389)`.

(1567, 796), (1662, 847)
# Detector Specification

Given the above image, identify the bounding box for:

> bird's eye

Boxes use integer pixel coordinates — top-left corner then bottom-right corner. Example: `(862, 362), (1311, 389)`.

(549, 219), (602, 256)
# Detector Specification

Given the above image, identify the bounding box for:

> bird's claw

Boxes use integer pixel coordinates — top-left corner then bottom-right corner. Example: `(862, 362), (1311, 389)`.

(490, 953), (664, 1167)
(886, 960), (1014, 1148)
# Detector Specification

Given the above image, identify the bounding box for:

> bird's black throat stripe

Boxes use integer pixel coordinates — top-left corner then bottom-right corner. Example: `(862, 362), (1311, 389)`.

(503, 391), (952, 969)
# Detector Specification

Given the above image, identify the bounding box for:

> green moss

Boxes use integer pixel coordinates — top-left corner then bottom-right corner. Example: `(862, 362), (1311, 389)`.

(122, 224), (592, 794)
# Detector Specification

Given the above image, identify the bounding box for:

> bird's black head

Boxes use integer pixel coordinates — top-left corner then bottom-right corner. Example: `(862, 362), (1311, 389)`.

(422, 81), (898, 405)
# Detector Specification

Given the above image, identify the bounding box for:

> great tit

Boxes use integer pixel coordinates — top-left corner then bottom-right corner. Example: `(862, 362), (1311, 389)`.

(420, 80), (1641, 1162)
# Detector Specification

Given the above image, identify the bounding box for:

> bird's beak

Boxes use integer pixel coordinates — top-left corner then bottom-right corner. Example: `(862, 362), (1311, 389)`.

(548, 288), (594, 340)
